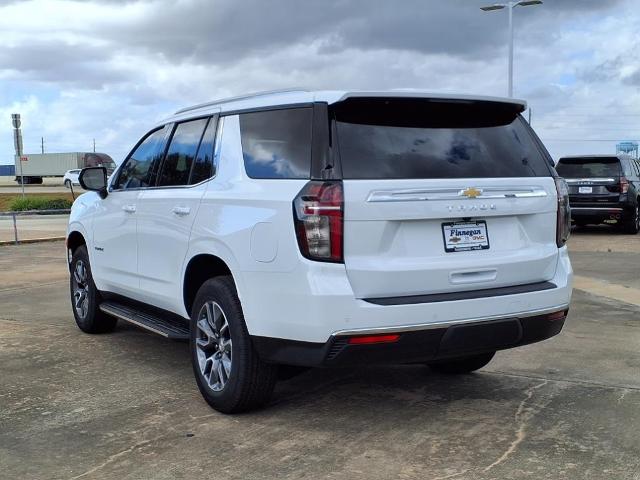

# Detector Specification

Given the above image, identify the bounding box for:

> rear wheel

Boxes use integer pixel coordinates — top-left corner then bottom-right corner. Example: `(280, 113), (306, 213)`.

(427, 352), (495, 374)
(64, 179), (72, 189)
(190, 276), (278, 413)
(69, 245), (117, 333)
(623, 204), (639, 234)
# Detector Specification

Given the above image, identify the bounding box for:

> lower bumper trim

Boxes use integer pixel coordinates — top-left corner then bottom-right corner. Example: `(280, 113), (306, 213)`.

(252, 307), (569, 368)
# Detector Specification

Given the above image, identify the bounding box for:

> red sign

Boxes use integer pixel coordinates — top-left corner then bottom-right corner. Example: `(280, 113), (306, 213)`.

(20, 156), (28, 162)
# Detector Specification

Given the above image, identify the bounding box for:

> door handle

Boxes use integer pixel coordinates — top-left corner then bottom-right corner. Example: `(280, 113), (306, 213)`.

(172, 206), (191, 216)
(122, 205), (136, 213)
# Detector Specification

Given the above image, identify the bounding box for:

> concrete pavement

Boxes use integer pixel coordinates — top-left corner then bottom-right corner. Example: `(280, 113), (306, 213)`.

(0, 236), (639, 479)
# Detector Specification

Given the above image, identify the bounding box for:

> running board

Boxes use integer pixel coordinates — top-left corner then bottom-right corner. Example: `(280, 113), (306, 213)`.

(99, 301), (189, 341)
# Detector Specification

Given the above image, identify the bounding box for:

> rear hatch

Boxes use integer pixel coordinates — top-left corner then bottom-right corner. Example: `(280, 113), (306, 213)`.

(556, 157), (622, 208)
(332, 97), (559, 300)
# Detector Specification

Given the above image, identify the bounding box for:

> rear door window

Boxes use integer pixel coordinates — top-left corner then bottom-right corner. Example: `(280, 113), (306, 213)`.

(239, 108), (312, 179)
(556, 157), (621, 178)
(157, 118), (209, 187)
(333, 98), (552, 179)
(190, 117), (217, 184)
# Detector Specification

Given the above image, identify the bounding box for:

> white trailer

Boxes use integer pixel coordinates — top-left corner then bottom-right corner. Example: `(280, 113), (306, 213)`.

(14, 152), (116, 184)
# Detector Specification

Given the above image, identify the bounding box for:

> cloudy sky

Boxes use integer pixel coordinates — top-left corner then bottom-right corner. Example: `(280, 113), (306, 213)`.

(1, 0), (640, 166)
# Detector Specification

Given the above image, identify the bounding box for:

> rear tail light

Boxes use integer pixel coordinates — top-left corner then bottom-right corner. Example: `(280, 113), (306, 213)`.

(620, 177), (630, 194)
(555, 177), (571, 247)
(293, 181), (344, 263)
(546, 310), (568, 322)
(348, 334), (400, 345)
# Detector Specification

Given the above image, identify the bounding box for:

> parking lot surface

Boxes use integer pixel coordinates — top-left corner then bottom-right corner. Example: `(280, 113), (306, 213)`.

(1, 231), (639, 479)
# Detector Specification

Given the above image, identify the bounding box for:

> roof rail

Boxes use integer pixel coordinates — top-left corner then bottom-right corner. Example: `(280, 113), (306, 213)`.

(174, 88), (310, 115)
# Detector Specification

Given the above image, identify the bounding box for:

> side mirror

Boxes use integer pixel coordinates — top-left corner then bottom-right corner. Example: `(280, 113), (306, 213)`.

(79, 167), (108, 199)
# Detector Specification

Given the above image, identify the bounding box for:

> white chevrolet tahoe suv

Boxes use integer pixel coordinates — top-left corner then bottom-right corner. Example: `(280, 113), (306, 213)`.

(67, 89), (573, 413)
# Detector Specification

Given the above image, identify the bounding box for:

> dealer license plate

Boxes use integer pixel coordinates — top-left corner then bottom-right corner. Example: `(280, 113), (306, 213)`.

(442, 221), (490, 253)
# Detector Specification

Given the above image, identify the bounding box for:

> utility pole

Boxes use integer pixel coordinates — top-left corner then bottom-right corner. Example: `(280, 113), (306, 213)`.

(41, 137), (45, 154)
(11, 114), (25, 198)
(93, 138), (96, 153)
(528, 108), (532, 125)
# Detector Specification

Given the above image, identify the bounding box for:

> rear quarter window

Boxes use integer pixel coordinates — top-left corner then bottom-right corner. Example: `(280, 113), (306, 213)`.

(333, 98), (552, 179)
(239, 108), (312, 179)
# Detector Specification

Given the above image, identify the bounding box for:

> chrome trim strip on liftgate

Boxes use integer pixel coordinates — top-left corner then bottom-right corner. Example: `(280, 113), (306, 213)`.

(366, 186), (548, 203)
(331, 304), (569, 337)
(564, 178), (616, 183)
(571, 207), (623, 211)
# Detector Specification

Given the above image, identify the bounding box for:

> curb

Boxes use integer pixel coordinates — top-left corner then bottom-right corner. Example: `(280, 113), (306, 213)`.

(0, 236), (65, 246)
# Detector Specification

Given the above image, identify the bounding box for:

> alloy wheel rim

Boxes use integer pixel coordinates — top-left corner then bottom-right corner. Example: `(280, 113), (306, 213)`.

(196, 301), (232, 392)
(72, 260), (90, 319)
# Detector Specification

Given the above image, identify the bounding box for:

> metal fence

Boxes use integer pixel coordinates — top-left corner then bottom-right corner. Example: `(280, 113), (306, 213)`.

(0, 209), (70, 245)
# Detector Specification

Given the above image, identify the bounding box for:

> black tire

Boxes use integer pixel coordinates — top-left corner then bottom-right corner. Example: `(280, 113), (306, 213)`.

(190, 276), (278, 413)
(427, 351), (496, 374)
(623, 204), (639, 234)
(64, 180), (72, 189)
(69, 245), (117, 334)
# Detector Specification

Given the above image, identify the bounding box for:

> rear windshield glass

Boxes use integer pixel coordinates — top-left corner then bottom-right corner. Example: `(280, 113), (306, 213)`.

(333, 98), (552, 179)
(556, 157), (621, 178)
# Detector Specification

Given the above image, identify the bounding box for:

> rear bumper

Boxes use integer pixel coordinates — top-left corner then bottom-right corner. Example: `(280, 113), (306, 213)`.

(570, 205), (632, 222)
(240, 247), (573, 344)
(252, 308), (568, 367)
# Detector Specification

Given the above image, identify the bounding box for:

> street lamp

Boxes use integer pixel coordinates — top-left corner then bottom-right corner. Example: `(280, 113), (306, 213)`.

(481, 0), (543, 97)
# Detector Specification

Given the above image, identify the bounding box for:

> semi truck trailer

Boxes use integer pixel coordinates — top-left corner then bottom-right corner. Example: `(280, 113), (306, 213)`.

(14, 152), (116, 184)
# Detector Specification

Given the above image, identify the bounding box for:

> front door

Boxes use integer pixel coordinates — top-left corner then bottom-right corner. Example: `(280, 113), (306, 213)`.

(91, 126), (169, 296)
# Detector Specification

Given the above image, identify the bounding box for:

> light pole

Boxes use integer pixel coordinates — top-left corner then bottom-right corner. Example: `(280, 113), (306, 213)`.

(11, 113), (25, 198)
(481, 1), (543, 97)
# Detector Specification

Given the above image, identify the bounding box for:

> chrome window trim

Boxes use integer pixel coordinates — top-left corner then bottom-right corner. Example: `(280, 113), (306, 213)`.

(109, 115), (221, 194)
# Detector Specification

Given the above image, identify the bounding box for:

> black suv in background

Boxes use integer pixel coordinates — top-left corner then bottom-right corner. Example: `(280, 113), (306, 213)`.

(556, 155), (640, 234)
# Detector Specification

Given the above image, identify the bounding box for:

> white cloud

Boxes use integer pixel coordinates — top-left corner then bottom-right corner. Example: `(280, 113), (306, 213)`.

(1, 0), (639, 166)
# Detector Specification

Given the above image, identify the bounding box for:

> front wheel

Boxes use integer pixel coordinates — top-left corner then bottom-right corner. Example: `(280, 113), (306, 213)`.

(427, 352), (495, 374)
(64, 180), (72, 189)
(190, 276), (278, 413)
(69, 245), (117, 333)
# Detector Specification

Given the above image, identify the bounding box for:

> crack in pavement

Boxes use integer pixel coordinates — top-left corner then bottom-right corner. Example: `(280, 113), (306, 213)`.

(483, 379), (549, 472)
(486, 370), (640, 393)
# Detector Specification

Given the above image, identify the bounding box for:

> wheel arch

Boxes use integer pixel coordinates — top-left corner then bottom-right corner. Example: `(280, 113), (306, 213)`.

(67, 230), (86, 252)
(183, 254), (236, 317)
(66, 230), (87, 272)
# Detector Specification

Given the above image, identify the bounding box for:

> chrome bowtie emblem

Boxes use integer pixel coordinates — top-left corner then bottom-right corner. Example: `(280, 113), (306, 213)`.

(460, 187), (483, 198)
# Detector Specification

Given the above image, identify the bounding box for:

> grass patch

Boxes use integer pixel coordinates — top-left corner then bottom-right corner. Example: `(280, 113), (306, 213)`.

(0, 193), (75, 211)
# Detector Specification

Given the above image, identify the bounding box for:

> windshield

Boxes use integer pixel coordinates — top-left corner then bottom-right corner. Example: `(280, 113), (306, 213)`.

(556, 157), (621, 178)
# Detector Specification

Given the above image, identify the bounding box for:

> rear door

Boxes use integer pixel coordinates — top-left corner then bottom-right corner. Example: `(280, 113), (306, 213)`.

(556, 157), (622, 208)
(332, 97), (558, 299)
